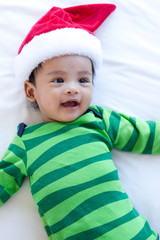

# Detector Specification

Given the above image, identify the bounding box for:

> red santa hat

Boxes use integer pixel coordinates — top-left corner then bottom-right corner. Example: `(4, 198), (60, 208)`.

(14, 4), (116, 82)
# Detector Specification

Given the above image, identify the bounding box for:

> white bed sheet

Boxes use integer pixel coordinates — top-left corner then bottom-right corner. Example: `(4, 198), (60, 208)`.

(0, 0), (160, 239)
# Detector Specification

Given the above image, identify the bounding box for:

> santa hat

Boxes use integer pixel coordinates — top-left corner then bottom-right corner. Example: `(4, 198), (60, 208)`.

(14, 4), (116, 82)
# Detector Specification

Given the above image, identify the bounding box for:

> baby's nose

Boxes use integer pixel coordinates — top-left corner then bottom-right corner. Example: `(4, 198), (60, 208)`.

(65, 84), (79, 95)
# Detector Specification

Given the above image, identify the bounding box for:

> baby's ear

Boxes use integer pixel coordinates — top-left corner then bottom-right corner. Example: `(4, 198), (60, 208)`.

(24, 81), (36, 102)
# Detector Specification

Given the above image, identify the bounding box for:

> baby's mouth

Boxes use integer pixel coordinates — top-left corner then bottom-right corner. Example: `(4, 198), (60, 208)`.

(61, 101), (79, 107)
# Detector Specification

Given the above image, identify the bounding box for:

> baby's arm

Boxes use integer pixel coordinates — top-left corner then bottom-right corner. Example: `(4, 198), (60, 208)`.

(103, 108), (160, 154)
(0, 134), (27, 205)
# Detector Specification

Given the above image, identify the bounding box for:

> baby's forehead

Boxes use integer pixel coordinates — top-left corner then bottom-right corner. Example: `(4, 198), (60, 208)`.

(31, 55), (94, 83)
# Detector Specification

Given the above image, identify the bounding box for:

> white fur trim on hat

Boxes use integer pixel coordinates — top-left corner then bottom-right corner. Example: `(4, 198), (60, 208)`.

(14, 28), (102, 82)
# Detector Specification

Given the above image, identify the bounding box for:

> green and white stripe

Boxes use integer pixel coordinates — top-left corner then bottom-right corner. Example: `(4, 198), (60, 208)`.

(0, 106), (159, 239)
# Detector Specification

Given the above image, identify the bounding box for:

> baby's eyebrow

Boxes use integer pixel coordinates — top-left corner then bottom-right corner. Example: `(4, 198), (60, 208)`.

(78, 71), (92, 75)
(47, 71), (92, 75)
(47, 70), (66, 75)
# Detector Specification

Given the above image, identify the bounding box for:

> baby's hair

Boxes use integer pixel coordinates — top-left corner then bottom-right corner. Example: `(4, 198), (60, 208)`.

(28, 63), (42, 108)
(29, 63), (42, 86)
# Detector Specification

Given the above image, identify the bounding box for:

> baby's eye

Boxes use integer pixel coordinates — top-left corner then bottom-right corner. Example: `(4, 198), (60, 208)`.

(79, 78), (88, 83)
(53, 78), (64, 83)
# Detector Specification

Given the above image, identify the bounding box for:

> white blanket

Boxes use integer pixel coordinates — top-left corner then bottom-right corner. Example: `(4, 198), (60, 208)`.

(0, 0), (160, 239)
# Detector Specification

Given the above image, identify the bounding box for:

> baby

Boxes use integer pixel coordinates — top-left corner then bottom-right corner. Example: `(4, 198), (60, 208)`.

(25, 55), (93, 123)
(0, 4), (159, 240)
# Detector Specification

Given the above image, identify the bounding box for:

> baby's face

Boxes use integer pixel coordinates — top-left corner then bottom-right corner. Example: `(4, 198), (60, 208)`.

(26, 55), (93, 122)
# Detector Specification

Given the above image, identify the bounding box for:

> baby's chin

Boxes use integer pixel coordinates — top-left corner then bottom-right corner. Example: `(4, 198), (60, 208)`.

(43, 114), (81, 123)
(42, 104), (90, 123)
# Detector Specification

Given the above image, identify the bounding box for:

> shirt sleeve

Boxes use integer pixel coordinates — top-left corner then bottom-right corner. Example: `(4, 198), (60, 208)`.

(0, 134), (27, 206)
(102, 107), (160, 154)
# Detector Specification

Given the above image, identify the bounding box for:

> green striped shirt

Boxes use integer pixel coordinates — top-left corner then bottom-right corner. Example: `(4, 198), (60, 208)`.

(0, 106), (159, 239)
